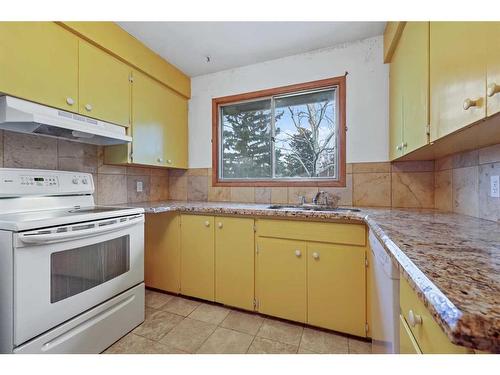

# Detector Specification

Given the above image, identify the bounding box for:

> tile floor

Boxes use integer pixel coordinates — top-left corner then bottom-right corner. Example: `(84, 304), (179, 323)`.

(104, 289), (372, 354)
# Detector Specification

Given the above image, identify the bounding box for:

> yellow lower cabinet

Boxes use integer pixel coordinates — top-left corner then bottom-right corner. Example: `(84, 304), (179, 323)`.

(180, 215), (215, 301)
(307, 242), (367, 337)
(144, 213), (180, 293)
(215, 217), (255, 310)
(256, 237), (307, 323)
(399, 315), (422, 354)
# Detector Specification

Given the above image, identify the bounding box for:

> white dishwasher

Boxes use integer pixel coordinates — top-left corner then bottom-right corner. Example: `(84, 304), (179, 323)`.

(369, 230), (400, 354)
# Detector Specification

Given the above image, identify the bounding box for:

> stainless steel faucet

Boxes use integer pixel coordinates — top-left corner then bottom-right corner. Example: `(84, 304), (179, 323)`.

(313, 190), (329, 206)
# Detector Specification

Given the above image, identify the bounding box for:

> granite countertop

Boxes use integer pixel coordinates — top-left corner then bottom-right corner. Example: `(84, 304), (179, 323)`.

(128, 200), (500, 352)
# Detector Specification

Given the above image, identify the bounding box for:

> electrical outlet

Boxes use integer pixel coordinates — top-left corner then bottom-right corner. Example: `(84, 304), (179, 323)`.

(491, 175), (500, 198)
(136, 180), (143, 193)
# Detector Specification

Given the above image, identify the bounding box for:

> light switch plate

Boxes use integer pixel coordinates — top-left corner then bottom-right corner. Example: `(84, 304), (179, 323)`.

(136, 180), (143, 193)
(491, 175), (500, 198)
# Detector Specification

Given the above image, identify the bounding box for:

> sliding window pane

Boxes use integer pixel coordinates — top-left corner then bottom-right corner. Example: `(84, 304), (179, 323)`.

(274, 89), (337, 178)
(221, 99), (272, 179)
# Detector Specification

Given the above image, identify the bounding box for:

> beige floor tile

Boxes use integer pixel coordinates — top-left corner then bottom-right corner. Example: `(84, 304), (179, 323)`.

(133, 308), (184, 341)
(160, 318), (217, 353)
(299, 327), (348, 354)
(257, 318), (303, 346)
(220, 310), (264, 335)
(197, 327), (254, 354)
(297, 347), (318, 354)
(188, 303), (230, 325)
(161, 296), (201, 316)
(348, 338), (372, 354)
(104, 333), (187, 354)
(247, 337), (298, 354)
(145, 290), (173, 309)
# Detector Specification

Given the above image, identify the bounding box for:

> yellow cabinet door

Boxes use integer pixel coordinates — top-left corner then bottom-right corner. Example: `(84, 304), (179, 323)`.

(0, 22), (78, 111)
(215, 217), (255, 310)
(430, 22), (487, 141)
(307, 242), (366, 337)
(486, 22), (500, 116)
(180, 215), (215, 301)
(130, 70), (188, 168)
(400, 22), (429, 155)
(399, 315), (422, 354)
(389, 36), (404, 160)
(78, 40), (131, 126)
(256, 237), (306, 323)
(144, 212), (181, 293)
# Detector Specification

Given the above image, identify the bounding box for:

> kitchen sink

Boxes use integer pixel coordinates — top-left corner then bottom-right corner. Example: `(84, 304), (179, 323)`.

(267, 204), (360, 212)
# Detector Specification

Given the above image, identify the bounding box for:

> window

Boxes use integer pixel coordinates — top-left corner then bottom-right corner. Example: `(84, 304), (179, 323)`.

(212, 76), (346, 187)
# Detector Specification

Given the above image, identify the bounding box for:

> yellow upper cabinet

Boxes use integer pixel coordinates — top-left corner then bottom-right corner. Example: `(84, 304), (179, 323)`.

(389, 36), (404, 160)
(384, 22), (406, 63)
(128, 70), (188, 168)
(256, 237), (307, 323)
(214, 217), (255, 311)
(486, 22), (500, 116)
(307, 242), (367, 337)
(430, 22), (487, 141)
(78, 40), (132, 126)
(0, 22), (78, 111)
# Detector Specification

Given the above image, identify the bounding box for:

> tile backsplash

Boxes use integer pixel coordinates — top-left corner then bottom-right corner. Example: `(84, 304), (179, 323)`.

(0, 130), (169, 205)
(1, 129), (498, 222)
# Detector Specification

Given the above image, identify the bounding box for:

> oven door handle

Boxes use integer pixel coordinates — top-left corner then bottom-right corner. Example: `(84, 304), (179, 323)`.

(18, 215), (144, 245)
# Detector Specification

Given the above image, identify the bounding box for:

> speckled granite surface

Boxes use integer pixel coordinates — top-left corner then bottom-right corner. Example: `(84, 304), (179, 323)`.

(128, 201), (500, 352)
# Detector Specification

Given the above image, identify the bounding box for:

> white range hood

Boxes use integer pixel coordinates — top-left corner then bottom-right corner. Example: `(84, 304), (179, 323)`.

(0, 96), (132, 145)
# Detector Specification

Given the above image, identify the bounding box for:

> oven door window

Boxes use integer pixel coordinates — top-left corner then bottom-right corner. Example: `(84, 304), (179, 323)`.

(50, 235), (130, 303)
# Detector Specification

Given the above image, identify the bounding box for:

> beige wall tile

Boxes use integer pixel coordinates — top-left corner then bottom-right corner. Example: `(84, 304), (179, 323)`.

(208, 186), (231, 202)
(452, 166), (479, 217)
(187, 176), (208, 201)
(270, 187), (288, 204)
(97, 147), (127, 175)
(150, 167), (169, 176)
(169, 176), (188, 201)
(323, 174), (353, 206)
(58, 139), (97, 159)
(435, 155), (453, 171)
(434, 170), (453, 212)
(352, 162), (391, 173)
(187, 168), (209, 176)
(3, 131), (58, 169)
(452, 149), (479, 168)
(150, 175), (169, 201)
(0, 130), (3, 166)
(58, 156), (97, 174)
(231, 187), (255, 203)
(169, 169), (188, 178)
(392, 160), (434, 173)
(127, 175), (151, 203)
(287, 187), (318, 205)
(392, 172), (434, 208)
(127, 166), (151, 176)
(97, 174), (127, 205)
(255, 187), (271, 204)
(479, 143), (500, 165)
(345, 163), (353, 174)
(353, 173), (391, 207)
(478, 163), (500, 222)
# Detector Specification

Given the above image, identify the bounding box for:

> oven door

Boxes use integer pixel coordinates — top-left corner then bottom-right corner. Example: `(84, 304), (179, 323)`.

(13, 214), (144, 346)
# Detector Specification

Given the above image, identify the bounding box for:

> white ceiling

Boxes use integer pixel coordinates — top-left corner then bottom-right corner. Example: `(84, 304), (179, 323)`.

(117, 22), (385, 77)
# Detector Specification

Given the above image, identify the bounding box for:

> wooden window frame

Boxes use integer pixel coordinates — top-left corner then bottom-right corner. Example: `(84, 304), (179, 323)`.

(211, 76), (346, 187)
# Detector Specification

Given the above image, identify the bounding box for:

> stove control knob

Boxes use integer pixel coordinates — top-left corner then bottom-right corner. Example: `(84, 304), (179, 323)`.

(72, 178), (79, 184)
(82, 179), (88, 185)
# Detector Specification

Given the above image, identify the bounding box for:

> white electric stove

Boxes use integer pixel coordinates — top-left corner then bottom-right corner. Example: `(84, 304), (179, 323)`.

(0, 168), (145, 354)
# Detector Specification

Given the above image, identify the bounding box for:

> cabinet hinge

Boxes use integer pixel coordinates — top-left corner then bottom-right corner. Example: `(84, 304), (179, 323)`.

(253, 224), (257, 233)
(128, 74), (134, 83)
(365, 254), (368, 267)
(255, 244), (259, 254)
(425, 124), (430, 136)
(253, 298), (259, 309)
(129, 152), (133, 163)
(365, 323), (369, 333)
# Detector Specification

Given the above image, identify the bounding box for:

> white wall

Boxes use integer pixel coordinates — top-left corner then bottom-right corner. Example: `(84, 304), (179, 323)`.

(188, 35), (388, 168)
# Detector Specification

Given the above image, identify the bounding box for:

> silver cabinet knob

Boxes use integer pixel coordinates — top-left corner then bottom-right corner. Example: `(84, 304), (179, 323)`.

(66, 97), (74, 106)
(295, 250), (302, 257)
(396, 144), (402, 151)
(408, 309), (423, 327)
(204, 221), (210, 227)
(217, 222), (223, 229)
(463, 98), (479, 110)
(402, 142), (408, 148)
(157, 157), (163, 163)
(487, 83), (500, 97)
(84, 103), (92, 112)
(167, 159), (172, 164)
(312, 252), (320, 260)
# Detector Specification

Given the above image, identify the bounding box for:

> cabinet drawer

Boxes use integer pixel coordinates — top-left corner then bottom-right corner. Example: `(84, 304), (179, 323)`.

(256, 219), (366, 246)
(399, 314), (422, 354)
(400, 275), (470, 354)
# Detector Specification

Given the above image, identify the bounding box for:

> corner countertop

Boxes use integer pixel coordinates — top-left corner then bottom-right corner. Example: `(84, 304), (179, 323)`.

(128, 200), (500, 353)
